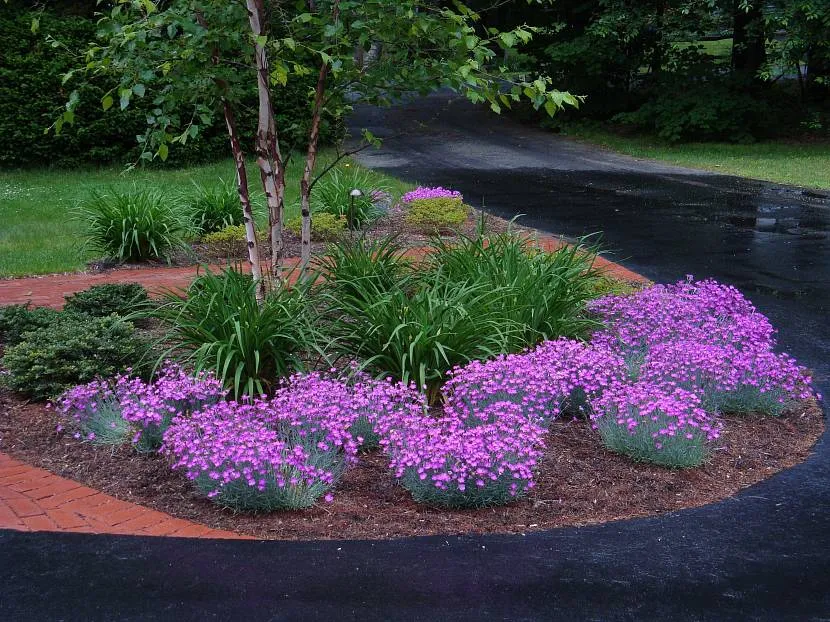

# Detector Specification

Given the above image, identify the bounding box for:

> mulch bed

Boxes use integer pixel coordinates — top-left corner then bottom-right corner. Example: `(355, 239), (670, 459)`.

(0, 388), (823, 540)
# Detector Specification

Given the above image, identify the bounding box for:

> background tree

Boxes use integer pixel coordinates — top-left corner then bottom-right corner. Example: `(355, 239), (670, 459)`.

(60, 0), (581, 287)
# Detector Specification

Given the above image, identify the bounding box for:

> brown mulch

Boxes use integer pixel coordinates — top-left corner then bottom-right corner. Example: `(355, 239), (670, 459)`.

(0, 388), (823, 541)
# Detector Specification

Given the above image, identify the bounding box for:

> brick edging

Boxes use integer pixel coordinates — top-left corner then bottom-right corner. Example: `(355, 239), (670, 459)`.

(0, 453), (250, 539)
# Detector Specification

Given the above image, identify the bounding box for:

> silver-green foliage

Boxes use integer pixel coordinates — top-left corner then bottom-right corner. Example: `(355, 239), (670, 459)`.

(596, 412), (710, 468)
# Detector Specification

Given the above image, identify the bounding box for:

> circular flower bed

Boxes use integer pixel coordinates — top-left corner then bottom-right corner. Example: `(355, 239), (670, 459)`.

(0, 276), (823, 539)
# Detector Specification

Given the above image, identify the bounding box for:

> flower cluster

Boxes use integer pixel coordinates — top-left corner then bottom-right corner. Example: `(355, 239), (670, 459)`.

(53, 378), (131, 445)
(638, 340), (813, 415)
(401, 186), (463, 203)
(586, 277), (815, 466)
(377, 399), (547, 508)
(592, 383), (718, 468)
(443, 338), (626, 422)
(163, 398), (344, 512)
(589, 277), (776, 355)
(163, 371), (424, 510)
(119, 363), (225, 452)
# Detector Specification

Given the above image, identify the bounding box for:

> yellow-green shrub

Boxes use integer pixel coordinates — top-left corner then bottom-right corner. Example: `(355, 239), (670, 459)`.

(405, 197), (469, 233)
(202, 224), (249, 257)
(286, 213), (347, 241)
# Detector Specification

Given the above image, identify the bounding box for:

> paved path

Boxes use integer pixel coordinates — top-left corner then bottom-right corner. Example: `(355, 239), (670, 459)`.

(0, 453), (247, 539)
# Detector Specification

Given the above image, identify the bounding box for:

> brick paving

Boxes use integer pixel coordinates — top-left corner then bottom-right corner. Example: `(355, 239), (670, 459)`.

(0, 453), (250, 539)
(0, 241), (645, 539)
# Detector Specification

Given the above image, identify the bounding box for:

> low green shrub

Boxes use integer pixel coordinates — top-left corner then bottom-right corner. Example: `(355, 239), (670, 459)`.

(1, 315), (147, 400)
(63, 283), (151, 318)
(188, 180), (245, 235)
(0, 304), (62, 346)
(313, 167), (387, 229)
(201, 224), (250, 257)
(154, 268), (317, 397)
(285, 212), (347, 241)
(78, 188), (192, 263)
(405, 197), (469, 232)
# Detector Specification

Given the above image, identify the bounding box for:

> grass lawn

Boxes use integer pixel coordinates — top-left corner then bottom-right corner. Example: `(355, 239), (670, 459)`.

(564, 126), (830, 190)
(0, 154), (412, 278)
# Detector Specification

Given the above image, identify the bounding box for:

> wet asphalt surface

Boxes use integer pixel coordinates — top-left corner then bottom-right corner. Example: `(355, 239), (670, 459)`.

(2, 94), (829, 621)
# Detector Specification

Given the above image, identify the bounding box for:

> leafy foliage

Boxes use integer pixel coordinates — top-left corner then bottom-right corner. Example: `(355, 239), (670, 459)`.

(286, 212), (346, 241)
(63, 283), (151, 318)
(201, 224), (250, 257)
(405, 197), (469, 233)
(0, 304), (63, 346)
(154, 268), (316, 398)
(312, 235), (410, 304)
(188, 180), (246, 235)
(77, 188), (193, 262)
(426, 233), (603, 344)
(320, 276), (525, 404)
(317, 233), (602, 404)
(0, 315), (147, 401)
(312, 168), (387, 230)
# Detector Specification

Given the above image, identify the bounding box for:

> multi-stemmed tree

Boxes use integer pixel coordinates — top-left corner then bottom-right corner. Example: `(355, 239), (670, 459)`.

(59, 0), (580, 294)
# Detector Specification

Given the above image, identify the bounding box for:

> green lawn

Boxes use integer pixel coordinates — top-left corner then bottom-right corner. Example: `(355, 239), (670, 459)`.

(673, 39), (732, 62)
(0, 154), (412, 277)
(564, 127), (830, 190)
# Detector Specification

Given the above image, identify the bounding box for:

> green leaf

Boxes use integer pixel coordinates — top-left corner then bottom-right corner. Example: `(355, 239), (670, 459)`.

(30, 17), (39, 34)
(158, 143), (169, 161)
(132, 83), (146, 97)
(102, 95), (114, 111)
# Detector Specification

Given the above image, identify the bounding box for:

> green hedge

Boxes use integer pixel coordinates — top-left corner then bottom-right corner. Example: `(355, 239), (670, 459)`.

(0, 10), (342, 169)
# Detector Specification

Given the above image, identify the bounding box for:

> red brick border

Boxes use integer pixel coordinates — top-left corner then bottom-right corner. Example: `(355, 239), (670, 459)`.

(0, 241), (646, 538)
(0, 453), (250, 538)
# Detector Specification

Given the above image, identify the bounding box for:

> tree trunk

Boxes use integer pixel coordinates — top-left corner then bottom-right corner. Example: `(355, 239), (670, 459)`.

(195, 9), (264, 301)
(223, 100), (265, 302)
(732, 0), (766, 79)
(246, 0), (286, 284)
(299, 0), (339, 276)
(299, 60), (329, 274)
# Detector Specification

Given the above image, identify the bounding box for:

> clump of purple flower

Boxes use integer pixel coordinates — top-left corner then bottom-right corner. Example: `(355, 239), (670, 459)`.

(401, 186), (463, 204)
(377, 398), (545, 508)
(591, 383), (720, 467)
(163, 371), (420, 511)
(443, 338), (626, 422)
(586, 277), (815, 466)
(119, 363), (226, 452)
(53, 379), (131, 445)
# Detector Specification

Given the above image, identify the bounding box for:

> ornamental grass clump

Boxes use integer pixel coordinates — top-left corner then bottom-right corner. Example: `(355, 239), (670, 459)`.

(427, 233), (603, 344)
(377, 401), (547, 508)
(119, 363), (225, 452)
(164, 372), (378, 512)
(54, 379), (131, 445)
(591, 384), (721, 468)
